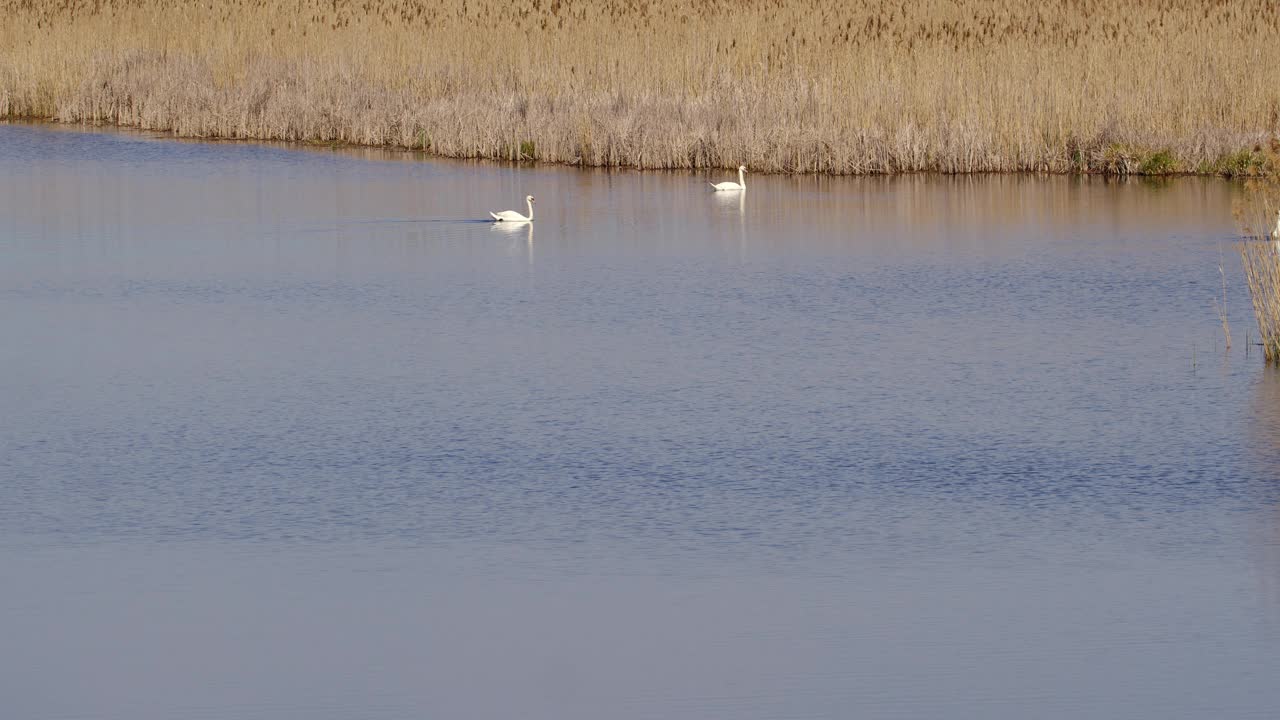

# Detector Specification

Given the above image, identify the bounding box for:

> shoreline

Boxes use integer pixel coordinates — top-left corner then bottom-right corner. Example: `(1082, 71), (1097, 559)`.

(3, 115), (1268, 180)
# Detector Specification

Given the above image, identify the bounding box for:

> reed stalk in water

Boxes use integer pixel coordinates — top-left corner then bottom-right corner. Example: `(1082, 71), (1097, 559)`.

(1240, 243), (1280, 362)
(4, 0), (1280, 174)
(1216, 258), (1232, 351)
(1235, 143), (1280, 361)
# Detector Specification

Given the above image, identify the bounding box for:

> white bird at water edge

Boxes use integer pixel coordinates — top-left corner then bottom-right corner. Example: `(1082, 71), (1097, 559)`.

(490, 195), (534, 223)
(1270, 208), (1280, 251)
(710, 165), (747, 191)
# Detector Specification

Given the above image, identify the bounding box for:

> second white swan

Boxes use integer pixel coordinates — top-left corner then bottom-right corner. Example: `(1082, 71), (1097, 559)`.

(490, 195), (534, 223)
(710, 165), (747, 191)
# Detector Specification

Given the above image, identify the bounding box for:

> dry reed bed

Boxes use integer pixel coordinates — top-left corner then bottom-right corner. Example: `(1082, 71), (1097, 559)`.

(3, 0), (1280, 174)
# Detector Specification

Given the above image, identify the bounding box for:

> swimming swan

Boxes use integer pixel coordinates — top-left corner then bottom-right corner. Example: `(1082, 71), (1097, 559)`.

(710, 165), (747, 191)
(1271, 209), (1280, 251)
(490, 195), (534, 223)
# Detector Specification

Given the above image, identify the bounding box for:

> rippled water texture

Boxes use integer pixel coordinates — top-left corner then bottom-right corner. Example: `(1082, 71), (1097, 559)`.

(2, 123), (1279, 719)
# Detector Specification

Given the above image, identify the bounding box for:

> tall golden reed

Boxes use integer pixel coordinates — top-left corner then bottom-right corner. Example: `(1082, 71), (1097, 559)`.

(3, 0), (1280, 174)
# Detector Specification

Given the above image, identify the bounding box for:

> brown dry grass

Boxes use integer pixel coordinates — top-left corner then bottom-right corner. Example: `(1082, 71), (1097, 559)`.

(3, 0), (1280, 174)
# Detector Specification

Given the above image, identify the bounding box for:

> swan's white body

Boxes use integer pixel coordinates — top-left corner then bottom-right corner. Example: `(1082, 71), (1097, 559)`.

(490, 195), (534, 223)
(1271, 210), (1280, 251)
(710, 166), (747, 191)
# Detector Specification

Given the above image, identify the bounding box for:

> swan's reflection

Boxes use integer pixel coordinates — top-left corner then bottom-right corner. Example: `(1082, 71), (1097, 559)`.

(712, 187), (746, 219)
(711, 187), (746, 260)
(490, 220), (533, 267)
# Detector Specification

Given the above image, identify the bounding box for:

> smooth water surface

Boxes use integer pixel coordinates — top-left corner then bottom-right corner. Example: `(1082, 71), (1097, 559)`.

(2, 123), (1279, 719)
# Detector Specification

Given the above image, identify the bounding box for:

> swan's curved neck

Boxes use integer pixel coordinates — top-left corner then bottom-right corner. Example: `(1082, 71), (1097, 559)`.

(738, 167), (745, 188)
(527, 198), (534, 221)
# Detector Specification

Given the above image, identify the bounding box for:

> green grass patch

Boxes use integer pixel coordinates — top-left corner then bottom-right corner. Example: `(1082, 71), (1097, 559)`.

(1209, 149), (1266, 177)
(1137, 149), (1177, 175)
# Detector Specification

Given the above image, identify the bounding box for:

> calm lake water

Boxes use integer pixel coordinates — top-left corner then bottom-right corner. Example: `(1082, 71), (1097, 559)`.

(2, 122), (1279, 719)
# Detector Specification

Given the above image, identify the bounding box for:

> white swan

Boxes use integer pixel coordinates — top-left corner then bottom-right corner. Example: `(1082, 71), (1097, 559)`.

(710, 165), (747, 191)
(490, 195), (534, 223)
(1270, 209), (1280, 251)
